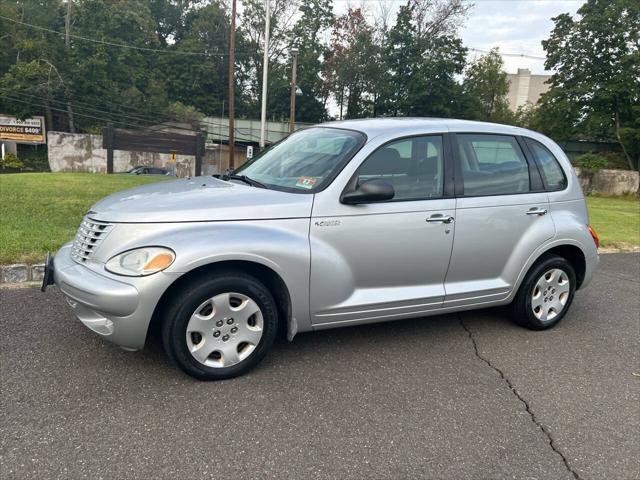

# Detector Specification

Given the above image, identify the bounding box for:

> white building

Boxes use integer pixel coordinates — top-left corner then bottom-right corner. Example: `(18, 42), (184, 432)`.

(506, 68), (551, 111)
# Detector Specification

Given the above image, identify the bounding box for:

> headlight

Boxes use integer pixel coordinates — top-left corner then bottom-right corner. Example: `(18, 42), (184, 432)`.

(105, 247), (175, 276)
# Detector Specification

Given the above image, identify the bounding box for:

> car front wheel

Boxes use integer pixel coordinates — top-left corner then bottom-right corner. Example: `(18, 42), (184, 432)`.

(161, 271), (278, 380)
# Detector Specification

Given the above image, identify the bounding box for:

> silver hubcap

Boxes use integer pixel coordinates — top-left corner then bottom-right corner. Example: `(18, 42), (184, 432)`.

(531, 268), (571, 322)
(186, 292), (264, 368)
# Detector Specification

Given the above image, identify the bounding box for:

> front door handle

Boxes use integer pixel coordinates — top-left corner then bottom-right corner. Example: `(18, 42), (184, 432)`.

(526, 207), (548, 216)
(426, 214), (454, 224)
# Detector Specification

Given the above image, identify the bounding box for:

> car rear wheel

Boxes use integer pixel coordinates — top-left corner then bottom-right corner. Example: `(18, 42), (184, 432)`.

(510, 254), (576, 330)
(161, 271), (278, 380)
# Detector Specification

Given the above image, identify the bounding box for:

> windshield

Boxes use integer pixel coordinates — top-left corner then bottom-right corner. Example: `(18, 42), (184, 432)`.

(233, 127), (366, 192)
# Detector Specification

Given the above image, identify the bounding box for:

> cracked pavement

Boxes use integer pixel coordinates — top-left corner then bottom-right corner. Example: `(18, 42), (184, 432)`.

(1, 253), (638, 479)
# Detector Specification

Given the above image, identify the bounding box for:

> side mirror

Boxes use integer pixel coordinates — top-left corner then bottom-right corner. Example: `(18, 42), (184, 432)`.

(341, 179), (395, 204)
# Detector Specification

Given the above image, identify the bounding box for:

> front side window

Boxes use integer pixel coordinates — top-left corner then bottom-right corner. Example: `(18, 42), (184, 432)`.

(234, 127), (365, 192)
(355, 135), (444, 201)
(457, 134), (530, 196)
(525, 138), (567, 191)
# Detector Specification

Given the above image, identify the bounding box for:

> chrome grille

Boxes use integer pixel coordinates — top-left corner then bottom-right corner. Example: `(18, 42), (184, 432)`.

(71, 217), (113, 263)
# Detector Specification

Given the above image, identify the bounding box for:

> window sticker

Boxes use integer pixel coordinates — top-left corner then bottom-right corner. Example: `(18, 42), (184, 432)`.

(295, 176), (317, 189)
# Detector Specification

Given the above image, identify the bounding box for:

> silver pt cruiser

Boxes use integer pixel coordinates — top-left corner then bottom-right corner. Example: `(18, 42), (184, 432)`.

(43, 119), (599, 380)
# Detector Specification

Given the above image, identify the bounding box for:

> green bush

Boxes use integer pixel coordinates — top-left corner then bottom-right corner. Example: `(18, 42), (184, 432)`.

(1, 152), (24, 169)
(22, 150), (50, 172)
(601, 151), (631, 170)
(575, 153), (608, 172)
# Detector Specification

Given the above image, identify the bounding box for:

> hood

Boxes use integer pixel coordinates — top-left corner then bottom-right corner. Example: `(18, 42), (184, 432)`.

(88, 177), (314, 223)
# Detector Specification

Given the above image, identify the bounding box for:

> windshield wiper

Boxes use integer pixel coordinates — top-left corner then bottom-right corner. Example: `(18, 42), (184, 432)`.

(221, 173), (268, 189)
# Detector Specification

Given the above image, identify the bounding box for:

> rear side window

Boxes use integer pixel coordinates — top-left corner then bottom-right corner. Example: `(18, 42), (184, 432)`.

(456, 134), (530, 196)
(525, 138), (567, 191)
(356, 135), (444, 200)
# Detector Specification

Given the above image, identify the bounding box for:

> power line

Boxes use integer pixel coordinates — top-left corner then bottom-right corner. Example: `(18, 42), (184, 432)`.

(467, 47), (545, 61)
(4, 89), (288, 137)
(1, 94), (155, 129)
(0, 12), (549, 62)
(6, 91), (191, 131)
(0, 92), (262, 142)
(0, 14), (258, 58)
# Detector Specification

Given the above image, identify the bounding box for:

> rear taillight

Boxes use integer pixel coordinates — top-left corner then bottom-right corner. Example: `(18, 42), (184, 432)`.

(588, 225), (600, 249)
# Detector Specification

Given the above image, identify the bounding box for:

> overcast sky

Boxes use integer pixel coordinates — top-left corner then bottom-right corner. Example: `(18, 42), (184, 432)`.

(460, 0), (584, 73)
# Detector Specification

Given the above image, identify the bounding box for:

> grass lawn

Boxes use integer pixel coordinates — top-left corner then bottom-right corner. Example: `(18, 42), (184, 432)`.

(0, 173), (168, 264)
(586, 195), (640, 250)
(0, 172), (638, 264)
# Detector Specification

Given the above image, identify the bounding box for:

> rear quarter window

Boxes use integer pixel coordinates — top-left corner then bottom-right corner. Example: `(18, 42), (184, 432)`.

(525, 138), (567, 191)
(456, 134), (530, 196)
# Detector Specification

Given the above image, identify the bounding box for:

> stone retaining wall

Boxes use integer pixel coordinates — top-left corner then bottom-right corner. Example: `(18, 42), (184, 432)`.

(1, 264), (45, 284)
(575, 168), (639, 195)
(47, 131), (230, 177)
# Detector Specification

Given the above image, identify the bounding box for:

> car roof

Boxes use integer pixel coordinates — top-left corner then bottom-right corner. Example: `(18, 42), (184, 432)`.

(318, 117), (531, 138)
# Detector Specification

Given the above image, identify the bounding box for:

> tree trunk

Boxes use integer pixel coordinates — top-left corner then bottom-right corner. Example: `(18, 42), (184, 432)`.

(45, 104), (54, 132)
(614, 110), (635, 170)
(66, 102), (75, 133)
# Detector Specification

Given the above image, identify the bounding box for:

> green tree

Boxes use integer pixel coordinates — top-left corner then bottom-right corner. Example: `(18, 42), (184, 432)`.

(238, 0), (300, 119)
(541, 0), (640, 169)
(288, 0), (334, 122)
(378, 0), (468, 118)
(462, 48), (513, 123)
(67, 0), (170, 131)
(0, 0), (71, 130)
(325, 8), (378, 119)
(160, 1), (231, 118)
(0, 1), (227, 133)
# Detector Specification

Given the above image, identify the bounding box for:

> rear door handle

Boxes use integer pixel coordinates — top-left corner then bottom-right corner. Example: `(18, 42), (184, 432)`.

(526, 207), (548, 216)
(426, 214), (454, 224)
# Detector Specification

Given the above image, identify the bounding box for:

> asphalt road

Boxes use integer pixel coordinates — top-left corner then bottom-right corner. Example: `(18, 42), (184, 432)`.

(1, 254), (638, 480)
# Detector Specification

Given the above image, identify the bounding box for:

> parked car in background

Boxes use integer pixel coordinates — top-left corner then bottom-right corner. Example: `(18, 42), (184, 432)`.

(123, 166), (175, 176)
(43, 118), (599, 380)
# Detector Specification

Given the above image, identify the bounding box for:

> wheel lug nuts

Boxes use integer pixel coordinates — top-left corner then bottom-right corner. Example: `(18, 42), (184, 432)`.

(227, 318), (234, 325)
(231, 327), (238, 333)
(213, 331), (220, 338)
(216, 320), (223, 327)
(222, 335), (229, 341)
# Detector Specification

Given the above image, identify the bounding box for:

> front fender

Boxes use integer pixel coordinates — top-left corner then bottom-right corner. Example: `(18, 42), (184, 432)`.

(97, 219), (313, 334)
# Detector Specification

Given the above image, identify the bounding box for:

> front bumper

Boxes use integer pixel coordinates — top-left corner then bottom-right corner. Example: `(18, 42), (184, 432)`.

(52, 243), (177, 350)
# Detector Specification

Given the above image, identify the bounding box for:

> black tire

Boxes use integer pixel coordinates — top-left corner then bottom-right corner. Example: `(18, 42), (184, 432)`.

(161, 270), (278, 380)
(510, 254), (576, 330)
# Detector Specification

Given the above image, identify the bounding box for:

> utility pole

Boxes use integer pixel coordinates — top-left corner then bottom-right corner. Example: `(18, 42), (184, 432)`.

(64, 0), (71, 47)
(289, 47), (299, 133)
(259, 0), (270, 149)
(64, 0), (75, 133)
(228, 0), (237, 169)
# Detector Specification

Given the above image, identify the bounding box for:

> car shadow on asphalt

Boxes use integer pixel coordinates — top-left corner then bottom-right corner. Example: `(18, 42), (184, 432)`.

(125, 306), (516, 381)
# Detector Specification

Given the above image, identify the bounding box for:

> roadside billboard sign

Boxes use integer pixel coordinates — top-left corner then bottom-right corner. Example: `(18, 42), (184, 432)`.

(0, 115), (47, 144)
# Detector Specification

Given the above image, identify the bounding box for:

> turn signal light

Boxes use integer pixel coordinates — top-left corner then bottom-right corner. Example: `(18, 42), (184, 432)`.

(144, 252), (174, 271)
(588, 225), (600, 249)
